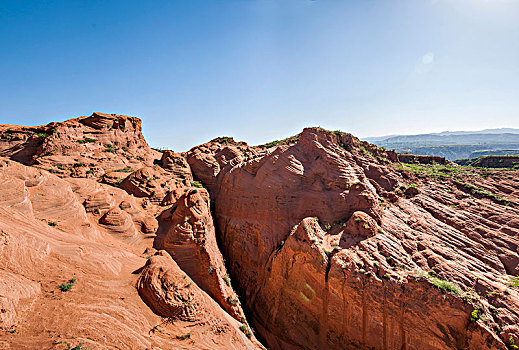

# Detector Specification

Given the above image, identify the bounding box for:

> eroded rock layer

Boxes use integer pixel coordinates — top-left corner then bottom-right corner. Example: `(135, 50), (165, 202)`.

(188, 127), (519, 350)
(1, 114), (519, 350)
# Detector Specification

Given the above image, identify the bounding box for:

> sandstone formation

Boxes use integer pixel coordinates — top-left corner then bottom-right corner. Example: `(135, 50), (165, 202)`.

(0, 114), (258, 350)
(154, 187), (246, 321)
(0, 112), (159, 177)
(1, 114), (519, 350)
(188, 127), (519, 350)
(137, 250), (261, 349)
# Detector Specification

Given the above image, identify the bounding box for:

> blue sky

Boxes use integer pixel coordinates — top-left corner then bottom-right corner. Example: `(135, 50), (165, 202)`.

(1, 0), (518, 151)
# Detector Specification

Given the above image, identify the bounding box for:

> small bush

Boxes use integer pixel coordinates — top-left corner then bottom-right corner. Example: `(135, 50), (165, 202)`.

(58, 278), (77, 292)
(104, 144), (116, 153)
(190, 181), (203, 188)
(48, 221), (57, 227)
(37, 133), (49, 138)
(470, 309), (481, 323)
(508, 276), (519, 287)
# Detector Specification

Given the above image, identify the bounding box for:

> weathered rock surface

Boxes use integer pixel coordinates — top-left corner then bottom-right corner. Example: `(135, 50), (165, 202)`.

(0, 113), (258, 349)
(154, 187), (246, 321)
(188, 127), (519, 350)
(2, 114), (519, 350)
(137, 250), (263, 349)
(0, 112), (159, 177)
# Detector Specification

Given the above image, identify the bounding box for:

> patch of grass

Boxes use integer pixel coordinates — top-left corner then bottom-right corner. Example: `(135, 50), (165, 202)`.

(394, 162), (477, 181)
(429, 276), (461, 295)
(37, 133), (49, 138)
(77, 137), (97, 144)
(461, 182), (515, 206)
(58, 278), (77, 292)
(507, 276), (519, 287)
(115, 178), (124, 187)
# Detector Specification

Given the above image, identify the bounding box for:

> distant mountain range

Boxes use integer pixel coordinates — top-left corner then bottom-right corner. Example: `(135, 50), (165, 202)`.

(364, 128), (519, 161)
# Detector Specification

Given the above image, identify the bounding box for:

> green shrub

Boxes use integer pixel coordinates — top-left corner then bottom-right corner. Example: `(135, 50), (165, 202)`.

(190, 181), (203, 188)
(37, 133), (49, 138)
(48, 221), (57, 227)
(429, 277), (461, 295)
(58, 278), (77, 292)
(176, 333), (191, 340)
(77, 137), (97, 144)
(104, 144), (116, 153)
(470, 309), (480, 322)
(507, 276), (519, 287)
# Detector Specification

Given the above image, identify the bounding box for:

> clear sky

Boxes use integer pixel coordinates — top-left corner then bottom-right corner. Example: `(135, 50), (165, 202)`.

(1, 0), (518, 151)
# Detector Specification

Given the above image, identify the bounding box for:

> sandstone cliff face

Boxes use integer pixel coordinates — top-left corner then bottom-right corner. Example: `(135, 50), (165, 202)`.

(188, 127), (519, 350)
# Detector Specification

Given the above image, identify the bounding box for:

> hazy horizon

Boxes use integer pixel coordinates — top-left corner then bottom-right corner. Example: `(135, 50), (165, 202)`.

(1, 0), (518, 151)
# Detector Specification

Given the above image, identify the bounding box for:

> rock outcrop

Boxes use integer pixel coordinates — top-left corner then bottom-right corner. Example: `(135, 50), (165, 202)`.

(188, 127), (519, 350)
(137, 250), (262, 349)
(0, 112), (159, 177)
(154, 187), (246, 321)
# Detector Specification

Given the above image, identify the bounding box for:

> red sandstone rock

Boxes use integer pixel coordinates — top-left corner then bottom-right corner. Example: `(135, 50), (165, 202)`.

(154, 187), (247, 321)
(187, 127), (519, 350)
(2, 114), (519, 350)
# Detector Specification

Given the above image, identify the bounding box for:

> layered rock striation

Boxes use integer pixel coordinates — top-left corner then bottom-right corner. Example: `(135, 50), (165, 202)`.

(188, 127), (519, 350)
